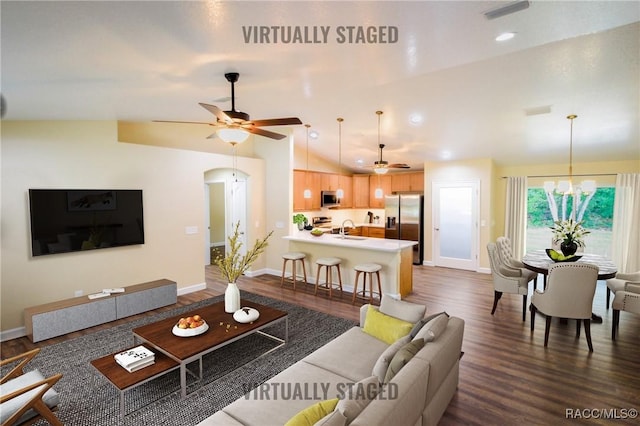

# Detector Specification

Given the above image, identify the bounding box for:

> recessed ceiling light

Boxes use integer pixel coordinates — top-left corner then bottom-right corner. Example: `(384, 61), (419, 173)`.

(309, 130), (319, 139)
(496, 32), (516, 42)
(409, 113), (423, 125)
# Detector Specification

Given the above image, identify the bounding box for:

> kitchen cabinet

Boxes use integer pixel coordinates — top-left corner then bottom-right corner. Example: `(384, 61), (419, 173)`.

(391, 172), (424, 192)
(293, 170), (321, 211)
(361, 226), (385, 238)
(321, 173), (340, 191)
(352, 175), (370, 208)
(339, 175), (353, 208)
(369, 175), (392, 208)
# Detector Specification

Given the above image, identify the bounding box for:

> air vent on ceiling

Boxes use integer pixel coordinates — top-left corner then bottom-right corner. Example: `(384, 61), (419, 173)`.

(484, 0), (530, 20)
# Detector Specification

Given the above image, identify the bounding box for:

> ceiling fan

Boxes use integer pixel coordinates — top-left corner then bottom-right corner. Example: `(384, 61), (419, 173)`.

(369, 111), (410, 174)
(155, 72), (302, 142)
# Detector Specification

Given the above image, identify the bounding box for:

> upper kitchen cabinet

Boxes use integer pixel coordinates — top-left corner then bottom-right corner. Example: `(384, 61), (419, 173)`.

(369, 174), (392, 208)
(352, 175), (370, 208)
(391, 172), (424, 193)
(339, 175), (353, 208)
(293, 170), (321, 211)
(321, 173), (340, 191)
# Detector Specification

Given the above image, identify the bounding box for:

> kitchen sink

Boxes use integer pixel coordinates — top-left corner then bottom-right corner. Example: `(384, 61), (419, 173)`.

(333, 235), (367, 240)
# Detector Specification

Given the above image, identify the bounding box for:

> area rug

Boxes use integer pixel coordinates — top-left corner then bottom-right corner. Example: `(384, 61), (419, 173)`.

(21, 292), (357, 426)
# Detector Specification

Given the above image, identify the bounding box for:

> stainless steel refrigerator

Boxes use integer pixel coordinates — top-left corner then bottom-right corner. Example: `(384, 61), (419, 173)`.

(385, 194), (424, 265)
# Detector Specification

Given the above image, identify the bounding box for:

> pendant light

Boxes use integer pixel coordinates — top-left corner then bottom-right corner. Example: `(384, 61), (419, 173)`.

(336, 118), (345, 199)
(374, 111), (385, 198)
(303, 124), (312, 199)
(543, 114), (596, 196)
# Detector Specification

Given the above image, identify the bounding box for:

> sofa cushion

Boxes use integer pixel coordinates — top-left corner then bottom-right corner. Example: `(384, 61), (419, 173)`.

(409, 311), (449, 338)
(384, 338), (425, 383)
(379, 295), (426, 323)
(363, 305), (413, 344)
(314, 410), (348, 426)
(413, 313), (449, 342)
(336, 376), (380, 424)
(0, 370), (60, 425)
(304, 327), (388, 382)
(285, 398), (339, 426)
(371, 335), (411, 383)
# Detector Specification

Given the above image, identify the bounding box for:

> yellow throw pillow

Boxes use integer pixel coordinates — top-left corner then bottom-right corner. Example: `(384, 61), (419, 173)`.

(363, 305), (414, 344)
(284, 398), (339, 426)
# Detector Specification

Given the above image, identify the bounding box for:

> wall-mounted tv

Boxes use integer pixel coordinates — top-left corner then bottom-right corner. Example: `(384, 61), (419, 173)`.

(29, 189), (145, 256)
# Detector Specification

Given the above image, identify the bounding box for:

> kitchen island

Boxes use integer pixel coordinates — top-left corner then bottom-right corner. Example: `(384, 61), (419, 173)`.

(283, 232), (417, 298)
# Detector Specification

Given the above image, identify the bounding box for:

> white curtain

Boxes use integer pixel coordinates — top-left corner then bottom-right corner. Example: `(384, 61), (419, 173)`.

(611, 173), (640, 272)
(504, 176), (528, 259)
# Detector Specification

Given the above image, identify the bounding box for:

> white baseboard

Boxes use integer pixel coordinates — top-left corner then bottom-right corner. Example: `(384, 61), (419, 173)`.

(477, 267), (491, 274)
(177, 282), (207, 295)
(0, 327), (27, 342)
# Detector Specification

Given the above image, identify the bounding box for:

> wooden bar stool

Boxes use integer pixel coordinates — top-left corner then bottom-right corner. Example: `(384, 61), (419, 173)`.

(314, 257), (343, 299)
(281, 252), (307, 291)
(352, 263), (382, 304)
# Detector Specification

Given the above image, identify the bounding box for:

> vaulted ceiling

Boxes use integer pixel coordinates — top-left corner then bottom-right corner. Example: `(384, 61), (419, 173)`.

(2, 1), (639, 172)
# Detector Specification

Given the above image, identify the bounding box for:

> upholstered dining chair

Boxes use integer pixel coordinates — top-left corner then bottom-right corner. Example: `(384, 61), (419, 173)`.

(611, 289), (640, 340)
(530, 262), (599, 352)
(0, 348), (63, 426)
(487, 242), (529, 321)
(495, 236), (538, 290)
(605, 271), (640, 309)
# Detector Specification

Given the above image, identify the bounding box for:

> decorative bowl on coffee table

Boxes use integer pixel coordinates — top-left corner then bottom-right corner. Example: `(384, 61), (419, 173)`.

(172, 321), (209, 337)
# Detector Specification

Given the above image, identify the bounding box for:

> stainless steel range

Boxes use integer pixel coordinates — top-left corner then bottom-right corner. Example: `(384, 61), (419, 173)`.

(312, 216), (332, 228)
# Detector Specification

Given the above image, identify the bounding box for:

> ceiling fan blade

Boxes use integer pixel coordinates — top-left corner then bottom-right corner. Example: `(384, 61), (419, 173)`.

(199, 103), (232, 124)
(153, 120), (214, 125)
(389, 163), (410, 169)
(250, 117), (302, 127)
(246, 126), (287, 140)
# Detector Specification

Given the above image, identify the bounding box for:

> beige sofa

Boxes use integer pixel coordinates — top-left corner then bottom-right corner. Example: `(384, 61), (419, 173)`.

(197, 297), (465, 426)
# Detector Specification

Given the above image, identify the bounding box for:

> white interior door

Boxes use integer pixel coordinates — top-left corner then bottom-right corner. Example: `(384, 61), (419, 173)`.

(433, 181), (479, 270)
(227, 178), (247, 256)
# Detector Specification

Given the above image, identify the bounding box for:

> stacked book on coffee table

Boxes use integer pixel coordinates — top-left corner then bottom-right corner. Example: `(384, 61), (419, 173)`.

(114, 345), (155, 372)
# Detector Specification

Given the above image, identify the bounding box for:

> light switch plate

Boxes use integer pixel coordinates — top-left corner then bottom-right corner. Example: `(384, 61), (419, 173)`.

(185, 226), (198, 234)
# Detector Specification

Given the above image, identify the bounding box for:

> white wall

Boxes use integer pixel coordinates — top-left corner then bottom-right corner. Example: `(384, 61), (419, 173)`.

(1, 121), (265, 332)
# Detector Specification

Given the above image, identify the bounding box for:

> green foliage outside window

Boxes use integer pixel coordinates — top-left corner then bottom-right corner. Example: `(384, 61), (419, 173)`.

(527, 187), (615, 229)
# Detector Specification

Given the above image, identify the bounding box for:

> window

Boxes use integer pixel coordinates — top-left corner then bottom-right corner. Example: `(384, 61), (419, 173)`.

(526, 186), (615, 256)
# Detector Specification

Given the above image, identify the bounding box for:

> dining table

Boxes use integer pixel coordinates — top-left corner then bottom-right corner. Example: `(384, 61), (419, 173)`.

(522, 249), (617, 322)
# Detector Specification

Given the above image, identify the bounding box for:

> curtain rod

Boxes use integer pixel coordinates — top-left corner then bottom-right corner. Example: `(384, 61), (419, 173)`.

(501, 173), (617, 179)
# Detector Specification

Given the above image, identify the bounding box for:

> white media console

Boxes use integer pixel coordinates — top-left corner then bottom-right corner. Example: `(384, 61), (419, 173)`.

(24, 279), (177, 342)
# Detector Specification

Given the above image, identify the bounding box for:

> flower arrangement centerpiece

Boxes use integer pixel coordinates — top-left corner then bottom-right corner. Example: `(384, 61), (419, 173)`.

(550, 218), (590, 256)
(215, 221), (273, 312)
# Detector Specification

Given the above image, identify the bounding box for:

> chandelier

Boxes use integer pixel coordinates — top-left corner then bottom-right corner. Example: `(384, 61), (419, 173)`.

(543, 114), (597, 221)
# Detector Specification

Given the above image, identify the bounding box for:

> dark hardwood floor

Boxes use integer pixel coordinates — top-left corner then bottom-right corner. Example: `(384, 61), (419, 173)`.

(2, 264), (639, 425)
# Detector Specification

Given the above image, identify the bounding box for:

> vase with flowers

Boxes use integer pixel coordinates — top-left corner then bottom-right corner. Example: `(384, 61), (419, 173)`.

(215, 222), (273, 313)
(550, 218), (590, 256)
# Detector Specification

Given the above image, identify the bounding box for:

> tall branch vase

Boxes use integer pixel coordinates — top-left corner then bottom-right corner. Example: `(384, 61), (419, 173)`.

(225, 283), (241, 313)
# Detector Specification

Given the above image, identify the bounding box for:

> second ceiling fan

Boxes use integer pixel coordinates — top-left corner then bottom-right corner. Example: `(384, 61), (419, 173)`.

(370, 111), (410, 174)
(156, 72), (302, 142)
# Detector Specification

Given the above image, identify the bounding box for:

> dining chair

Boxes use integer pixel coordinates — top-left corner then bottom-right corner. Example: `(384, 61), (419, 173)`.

(0, 348), (63, 426)
(530, 262), (599, 352)
(605, 271), (640, 308)
(487, 242), (529, 321)
(495, 236), (538, 290)
(611, 289), (640, 340)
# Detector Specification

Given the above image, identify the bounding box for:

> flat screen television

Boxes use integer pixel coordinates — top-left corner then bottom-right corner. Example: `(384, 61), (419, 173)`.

(29, 189), (145, 256)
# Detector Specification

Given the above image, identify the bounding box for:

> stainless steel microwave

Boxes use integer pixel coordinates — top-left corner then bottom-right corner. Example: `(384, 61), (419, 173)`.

(321, 191), (341, 208)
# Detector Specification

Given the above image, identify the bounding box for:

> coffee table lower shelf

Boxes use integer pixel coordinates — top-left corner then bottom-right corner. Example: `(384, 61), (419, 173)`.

(90, 346), (179, 417)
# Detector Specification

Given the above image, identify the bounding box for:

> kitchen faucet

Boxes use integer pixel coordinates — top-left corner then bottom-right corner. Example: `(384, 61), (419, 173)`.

(340, 219), (356, 238)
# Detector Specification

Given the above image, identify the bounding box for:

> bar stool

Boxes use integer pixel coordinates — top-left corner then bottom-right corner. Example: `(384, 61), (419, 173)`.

(281, 252), (308, 291)
(352, 263), (382, 305)
(314, 257), (343, 299)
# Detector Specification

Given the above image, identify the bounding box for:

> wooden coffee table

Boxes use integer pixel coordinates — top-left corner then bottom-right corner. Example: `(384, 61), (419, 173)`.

(91, 300), (287, 416)
(132, 300), (288, 399)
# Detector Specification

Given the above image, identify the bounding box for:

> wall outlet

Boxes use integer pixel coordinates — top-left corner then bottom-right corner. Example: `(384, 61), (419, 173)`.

(74, 290), (83, 297)
(185, 226), (198, 234)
